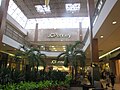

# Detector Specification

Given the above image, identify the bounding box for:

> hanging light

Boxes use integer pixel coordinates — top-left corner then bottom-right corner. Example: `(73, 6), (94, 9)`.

(45, 0), (50, 7)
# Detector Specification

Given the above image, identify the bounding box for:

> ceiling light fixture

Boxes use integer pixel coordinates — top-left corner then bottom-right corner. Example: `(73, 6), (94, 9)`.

(99, 46), (120, 59)
(55, 50), (57, 51)
(35, 5), (51, 13)
(41, 46), (44, 48)
(63, 48), (66, 50)
(64, 50), (66, 52)
(112, 21), (117, 25)
(62, 46), (66, 48)
(51, 46), (55, 48)
(100, 35), (104, 38)
(66, 3), (80, 12)
(53, 48), (56, 49)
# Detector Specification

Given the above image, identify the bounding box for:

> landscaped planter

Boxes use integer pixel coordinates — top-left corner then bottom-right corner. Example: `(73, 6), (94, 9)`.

(70, 87), (82, 90)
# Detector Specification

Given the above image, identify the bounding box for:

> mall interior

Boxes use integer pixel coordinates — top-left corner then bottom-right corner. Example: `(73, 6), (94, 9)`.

(0, 0), (120, 89)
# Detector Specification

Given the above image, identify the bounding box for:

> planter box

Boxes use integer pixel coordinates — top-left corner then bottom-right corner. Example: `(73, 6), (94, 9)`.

(70, 87), (82, 90)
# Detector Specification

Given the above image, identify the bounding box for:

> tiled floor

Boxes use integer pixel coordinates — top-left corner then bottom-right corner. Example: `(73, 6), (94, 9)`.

(101, 79), (120, 90)
(104, 84), (120, 90)
(70, 80), (120, 90)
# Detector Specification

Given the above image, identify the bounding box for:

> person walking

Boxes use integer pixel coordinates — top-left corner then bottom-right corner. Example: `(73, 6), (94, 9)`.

(105, 73), (110, 89)
(110, 72), (116, 89)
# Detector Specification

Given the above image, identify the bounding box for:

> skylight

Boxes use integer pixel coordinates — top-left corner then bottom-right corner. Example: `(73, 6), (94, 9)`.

(7, 0), (28, 28)
(7, 0), (89, 29)
(35, 5), (51, 13)
(66, 3), (80, 12)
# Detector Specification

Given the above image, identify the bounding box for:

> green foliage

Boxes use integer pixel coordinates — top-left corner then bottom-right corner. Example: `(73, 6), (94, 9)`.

(63, 56), (69, 67)
(1, 79), (71, 90)
(63, 75), (72, 87)
(0, 70), (71, 89)
(17, 82), (38, 90)
(15, 46), (47, 71)
(0, 68), (12, 84)
(50, 70), (66, 81)
(57, 41), (86, 67)
(57, 41), (86, 81)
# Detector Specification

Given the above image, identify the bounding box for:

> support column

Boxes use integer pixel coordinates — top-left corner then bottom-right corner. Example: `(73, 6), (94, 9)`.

(0, 0), (10, 49)
(87, 0), (99, 63)
(79, 22), (83, 42)
(92, 38), (99, 62)
(87, 0), (95, 63)
(34, 23), (38, 42)
(87, 0), (100, 85)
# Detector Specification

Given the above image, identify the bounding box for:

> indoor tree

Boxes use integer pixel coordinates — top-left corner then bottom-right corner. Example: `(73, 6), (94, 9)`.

(14, 45), (47, 81)
(57, 41), (86, 80)
(15, 45), (47, 71)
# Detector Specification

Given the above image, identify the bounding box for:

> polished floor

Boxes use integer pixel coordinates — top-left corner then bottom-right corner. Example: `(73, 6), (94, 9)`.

(70, 80), (120, 90)
(101, 79), (120, 90)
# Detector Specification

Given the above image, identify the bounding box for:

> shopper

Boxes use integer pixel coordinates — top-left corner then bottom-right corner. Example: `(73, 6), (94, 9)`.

(105, 73), (110, 89)
(110, 72), (116, 89)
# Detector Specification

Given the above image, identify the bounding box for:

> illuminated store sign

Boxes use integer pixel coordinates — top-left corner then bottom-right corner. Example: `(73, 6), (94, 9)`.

(51, 60), (64, 64)
(48, 33), (71, 38)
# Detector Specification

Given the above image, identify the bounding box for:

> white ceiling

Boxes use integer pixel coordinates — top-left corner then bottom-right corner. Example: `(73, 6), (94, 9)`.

(13, 0), (88, 18)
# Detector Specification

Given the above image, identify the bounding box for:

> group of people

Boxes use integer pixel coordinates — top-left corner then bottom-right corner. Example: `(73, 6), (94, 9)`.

(105, 72), (116, 89)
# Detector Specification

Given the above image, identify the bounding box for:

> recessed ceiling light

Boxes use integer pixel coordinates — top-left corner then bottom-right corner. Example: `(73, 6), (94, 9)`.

(100, 35), (104, 38)
(41, 46), (44, 48)
(35, 5), (51, 13)
(62, 46), (66, 48)
(112, 21), (117, 25)
(53, 48), (56, 49)
(63, 48), (66, 50)
(51, 46), (55, 48)
(64, 50), (66, 52)
(66, 3), (80, 12)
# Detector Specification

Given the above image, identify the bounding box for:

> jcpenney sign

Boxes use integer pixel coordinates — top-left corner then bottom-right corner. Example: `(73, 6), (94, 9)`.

(48, 33), (71, 38)
(51, 60), (64, 64)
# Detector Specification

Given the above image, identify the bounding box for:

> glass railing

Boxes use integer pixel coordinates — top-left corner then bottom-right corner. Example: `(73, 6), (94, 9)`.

(4, 23), (30, 47)
(83, 28), (89, 44)
(92, 0), (106, 26)
(82, 0), (106, 45)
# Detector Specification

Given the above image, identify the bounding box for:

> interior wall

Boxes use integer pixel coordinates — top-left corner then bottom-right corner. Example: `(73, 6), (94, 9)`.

(115, 60), (120, 83)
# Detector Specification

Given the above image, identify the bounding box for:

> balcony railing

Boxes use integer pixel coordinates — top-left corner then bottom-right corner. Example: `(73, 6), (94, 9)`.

(83, 0), (106, 45)
(92, 0), (106, 26)
(83, 28), (89, 44)
(4, 23), (30, 47)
